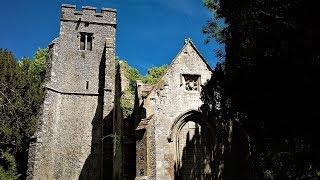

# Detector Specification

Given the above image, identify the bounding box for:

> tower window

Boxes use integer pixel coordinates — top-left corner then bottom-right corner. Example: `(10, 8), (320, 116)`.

(80, 34), (85, 50)
(79, 33), (93, 51)
(87, 35), (92, 51)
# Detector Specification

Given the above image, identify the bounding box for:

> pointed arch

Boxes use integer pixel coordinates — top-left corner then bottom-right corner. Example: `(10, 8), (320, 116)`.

(167, 110), (215, 143)
(168, 110), (215, 179)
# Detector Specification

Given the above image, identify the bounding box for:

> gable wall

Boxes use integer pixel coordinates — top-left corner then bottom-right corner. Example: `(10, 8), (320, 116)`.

(143, 42), (212, 179)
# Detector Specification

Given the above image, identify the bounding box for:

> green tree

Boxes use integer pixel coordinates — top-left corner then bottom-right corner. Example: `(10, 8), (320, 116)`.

(0, 150), (17, 180)
(0, 48), (48, 179)
(117, 60), (142, 118)
(117, 60), (168, 118)
(118, 60), (142, 93)
(142, 65), (168, 85)
(202, 0), (320, 179)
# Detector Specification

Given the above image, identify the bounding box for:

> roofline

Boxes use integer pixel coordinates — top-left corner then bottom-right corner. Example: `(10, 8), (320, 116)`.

(185, 38), (213, 72)
(142, 38), (213, 99)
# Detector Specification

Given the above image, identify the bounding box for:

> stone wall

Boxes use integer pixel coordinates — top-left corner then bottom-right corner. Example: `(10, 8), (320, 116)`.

(113, 61), (138, 180)
(27, 4), (116, 180)
(135, 40), (213, 179)
(26, 5), (214, 179)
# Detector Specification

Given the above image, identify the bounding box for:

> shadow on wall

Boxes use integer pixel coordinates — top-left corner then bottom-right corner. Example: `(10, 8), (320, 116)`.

(79, 44), (114, 180)
(177, 116), (250, 180)
(174, 119), (214, 180)
(112, 61), (138, 180)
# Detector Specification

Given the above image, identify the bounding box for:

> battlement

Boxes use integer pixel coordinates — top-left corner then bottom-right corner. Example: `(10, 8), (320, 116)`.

(61, 4), (116, 25)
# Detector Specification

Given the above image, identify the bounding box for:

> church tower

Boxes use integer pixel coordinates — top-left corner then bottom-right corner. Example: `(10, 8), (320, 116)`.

(27, 4), (116, 180)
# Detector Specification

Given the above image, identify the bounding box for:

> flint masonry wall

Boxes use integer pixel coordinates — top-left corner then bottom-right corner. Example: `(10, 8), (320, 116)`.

(135, 40), (213, 179)
(27, 4), (116, 180)
(152, 42), (212, 179)
(157, 43), (212, 180)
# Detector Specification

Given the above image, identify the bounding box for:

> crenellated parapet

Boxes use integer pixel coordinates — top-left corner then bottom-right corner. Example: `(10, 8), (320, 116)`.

(61, 4), (116, 25)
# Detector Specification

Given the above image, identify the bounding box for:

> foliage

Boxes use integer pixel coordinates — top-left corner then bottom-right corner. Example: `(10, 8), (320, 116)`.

(202, 0), (320, 179)
(142, 65), (168, 85)
(118, 60), (168, 117)
(117, 60), (141, 118)
(0, 150), (17, 180)
(28, 48), (48, 83)
(118, 60), (142, 93)
(120, 89), (135, 118)
(119, 60), (168, 91)
(0, 48), (48, 179)
(202, 0), (226, 44)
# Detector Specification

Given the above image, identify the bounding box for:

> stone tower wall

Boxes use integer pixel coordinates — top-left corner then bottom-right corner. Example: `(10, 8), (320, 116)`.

(27, 4), (116, 180)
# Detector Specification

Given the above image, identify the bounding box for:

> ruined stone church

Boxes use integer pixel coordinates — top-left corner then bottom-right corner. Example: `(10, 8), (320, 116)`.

(27, 4), (214, 180)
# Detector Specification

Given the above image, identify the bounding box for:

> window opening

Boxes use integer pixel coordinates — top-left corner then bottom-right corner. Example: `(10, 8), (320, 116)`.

(87, 35), (92, 50)
(80, 34), (85, 50)
(183, 74), (200, 91)
(79, 33), (93, 51)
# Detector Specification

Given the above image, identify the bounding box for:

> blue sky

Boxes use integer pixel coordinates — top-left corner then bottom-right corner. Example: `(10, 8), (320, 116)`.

(0, 0), (221, 74)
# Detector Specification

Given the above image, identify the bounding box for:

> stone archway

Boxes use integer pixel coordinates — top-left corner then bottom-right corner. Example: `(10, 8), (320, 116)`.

(169, 110), (215, 180)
